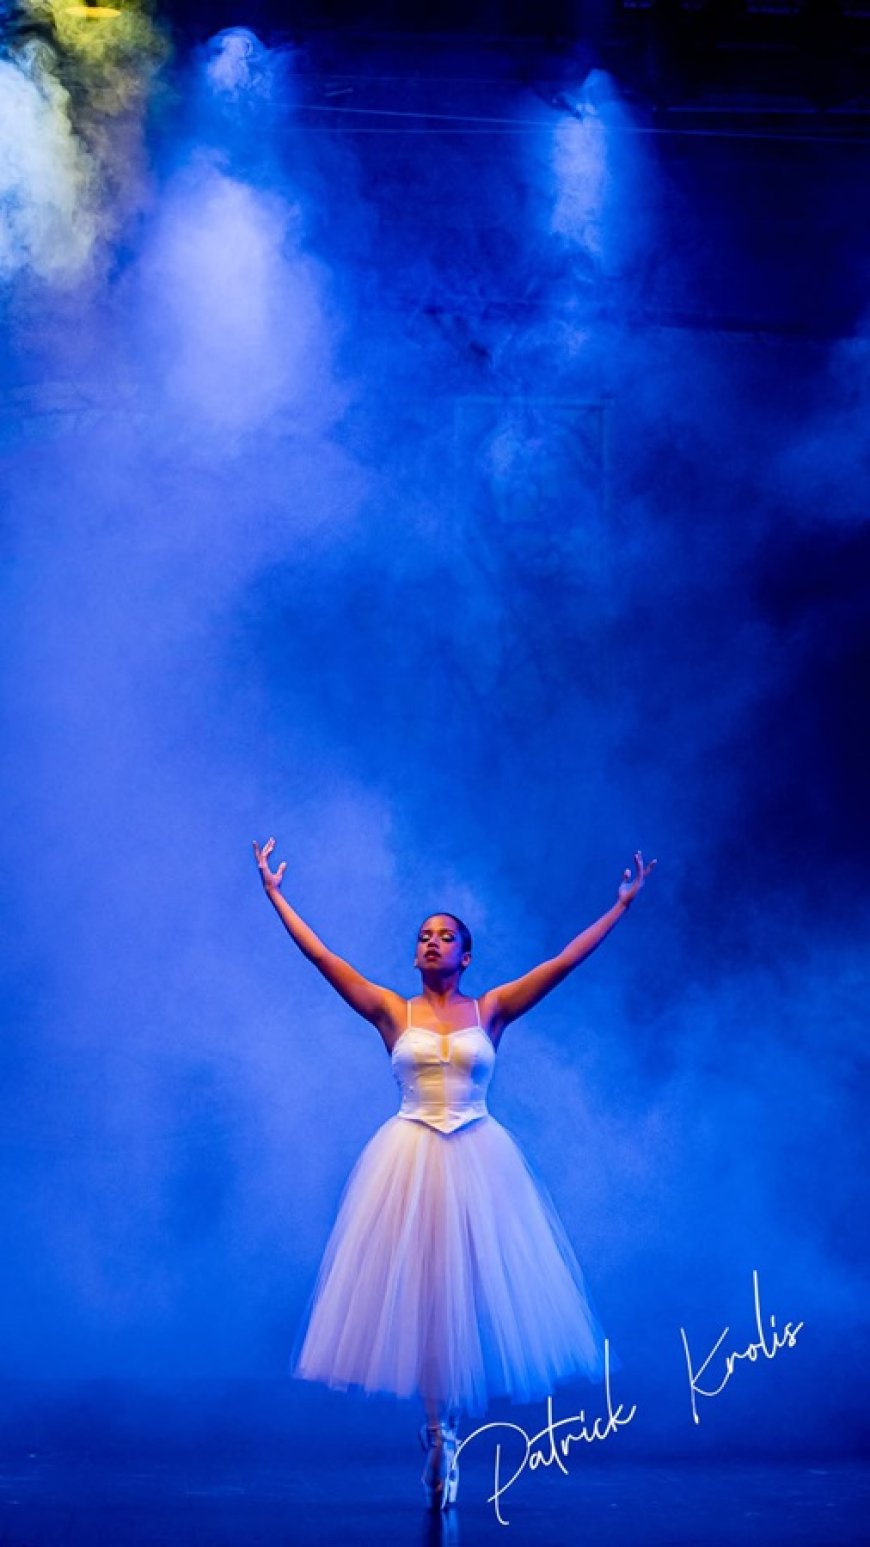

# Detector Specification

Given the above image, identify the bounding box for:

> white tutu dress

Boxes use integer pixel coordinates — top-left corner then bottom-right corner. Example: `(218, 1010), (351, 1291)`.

(291, 998), (614, 1416)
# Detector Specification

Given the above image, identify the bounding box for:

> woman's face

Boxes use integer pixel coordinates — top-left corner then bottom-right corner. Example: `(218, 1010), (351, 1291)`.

(415, 915), (470, 977)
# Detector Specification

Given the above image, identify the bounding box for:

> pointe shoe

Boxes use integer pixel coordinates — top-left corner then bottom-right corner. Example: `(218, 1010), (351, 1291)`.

(419, 1419), (460, 1511)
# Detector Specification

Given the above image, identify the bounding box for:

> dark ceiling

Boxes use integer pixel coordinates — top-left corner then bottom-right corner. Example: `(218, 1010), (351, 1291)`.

(5, 1), (869, 135)
(161, 1), (870, 138)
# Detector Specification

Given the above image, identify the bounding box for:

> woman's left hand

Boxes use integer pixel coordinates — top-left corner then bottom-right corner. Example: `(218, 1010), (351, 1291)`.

(618, 850), (657, 907)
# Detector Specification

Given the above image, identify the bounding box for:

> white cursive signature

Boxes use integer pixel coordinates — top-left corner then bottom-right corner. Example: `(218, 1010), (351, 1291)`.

(454, 1339), (636, 1525)
(680, 1268), (804, 1425)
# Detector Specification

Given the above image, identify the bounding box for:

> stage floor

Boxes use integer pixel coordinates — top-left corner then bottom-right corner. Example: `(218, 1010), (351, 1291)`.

(0, 1384), (866, 1545)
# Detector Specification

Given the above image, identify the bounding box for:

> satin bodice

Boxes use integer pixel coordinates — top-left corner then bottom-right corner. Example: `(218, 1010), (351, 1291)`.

(392, 1000), (495, 1134)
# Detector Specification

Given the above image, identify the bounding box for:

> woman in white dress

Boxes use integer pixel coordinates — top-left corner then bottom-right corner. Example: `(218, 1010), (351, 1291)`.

(252, 838), (655, 1510)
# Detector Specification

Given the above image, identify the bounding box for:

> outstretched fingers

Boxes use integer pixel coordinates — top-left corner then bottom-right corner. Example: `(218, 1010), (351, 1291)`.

(621, 850), (658, 897)
(625, 847), (653, 884)
(252, 837), (278, 872)
(624, 850), (643, 884)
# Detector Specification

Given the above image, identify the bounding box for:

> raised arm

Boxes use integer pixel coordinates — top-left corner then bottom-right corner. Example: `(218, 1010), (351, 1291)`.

(484, 851), (656, 1035)
(252, 838), (400, 1031)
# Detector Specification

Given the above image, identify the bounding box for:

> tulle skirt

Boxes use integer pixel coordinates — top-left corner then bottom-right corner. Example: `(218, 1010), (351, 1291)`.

(290, 1112), (615, 1416)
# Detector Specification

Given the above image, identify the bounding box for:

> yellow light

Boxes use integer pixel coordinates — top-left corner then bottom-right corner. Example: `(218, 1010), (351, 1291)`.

(62, 5), (122, 16)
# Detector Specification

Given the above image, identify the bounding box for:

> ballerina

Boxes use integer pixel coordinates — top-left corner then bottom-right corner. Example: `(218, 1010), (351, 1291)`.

(252, 838), (655, 1510)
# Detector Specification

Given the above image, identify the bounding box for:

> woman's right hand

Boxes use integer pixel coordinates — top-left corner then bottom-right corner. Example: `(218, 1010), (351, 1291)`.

(252, 837), (286, 893)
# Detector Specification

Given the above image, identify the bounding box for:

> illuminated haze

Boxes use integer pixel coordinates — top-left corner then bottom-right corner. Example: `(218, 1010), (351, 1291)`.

(0, 11), (867, 1454)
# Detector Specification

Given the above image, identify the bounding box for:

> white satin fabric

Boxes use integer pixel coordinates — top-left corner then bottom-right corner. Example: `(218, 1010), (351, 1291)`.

(392, 998), (494, 1134)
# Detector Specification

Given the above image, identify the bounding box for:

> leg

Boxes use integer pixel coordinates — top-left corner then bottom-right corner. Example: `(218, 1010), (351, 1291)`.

(419, 1378), (461, 1510)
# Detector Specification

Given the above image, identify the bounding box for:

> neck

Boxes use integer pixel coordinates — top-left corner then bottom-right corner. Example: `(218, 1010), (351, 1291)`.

(418, 978), (467, 1008)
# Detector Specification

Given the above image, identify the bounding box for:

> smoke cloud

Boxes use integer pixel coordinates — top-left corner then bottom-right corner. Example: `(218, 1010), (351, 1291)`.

(0, 12), (866, 1457)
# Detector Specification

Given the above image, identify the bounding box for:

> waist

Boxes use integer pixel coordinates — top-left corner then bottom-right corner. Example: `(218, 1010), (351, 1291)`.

(397, 1100), (489, 1135)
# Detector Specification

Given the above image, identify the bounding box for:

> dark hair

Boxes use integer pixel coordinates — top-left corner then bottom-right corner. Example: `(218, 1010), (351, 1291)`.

(419, 913), (473, 957)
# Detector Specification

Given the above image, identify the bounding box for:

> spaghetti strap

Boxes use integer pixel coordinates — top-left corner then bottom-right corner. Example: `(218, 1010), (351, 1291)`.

(475, 997), (482, 1028)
